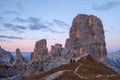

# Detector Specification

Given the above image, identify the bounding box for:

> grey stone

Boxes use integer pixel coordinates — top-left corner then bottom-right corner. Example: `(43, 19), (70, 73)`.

(50, 44), (62, 57)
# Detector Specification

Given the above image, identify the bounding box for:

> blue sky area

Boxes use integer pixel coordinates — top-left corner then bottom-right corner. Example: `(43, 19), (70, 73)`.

(0, 0), (120, 52)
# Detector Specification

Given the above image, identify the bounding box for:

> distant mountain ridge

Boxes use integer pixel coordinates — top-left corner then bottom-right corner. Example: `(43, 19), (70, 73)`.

(11, 52), (31, 62)
(11, 52), (31, 57)
(0, 47), (14, 65)
(107, 50), (120, 72)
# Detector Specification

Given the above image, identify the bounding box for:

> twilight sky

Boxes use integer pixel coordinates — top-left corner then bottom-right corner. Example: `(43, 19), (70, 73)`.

(0, 0), (120, 52)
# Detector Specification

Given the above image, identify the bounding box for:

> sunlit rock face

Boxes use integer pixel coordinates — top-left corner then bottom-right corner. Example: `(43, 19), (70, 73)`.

(12, 48), (27, 66)
(31, 39), (48, 61)
(65, 14), (107, 62)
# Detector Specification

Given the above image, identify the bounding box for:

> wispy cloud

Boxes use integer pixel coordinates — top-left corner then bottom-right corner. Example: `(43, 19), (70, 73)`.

(29, 23), (47, 30)
(3, 23), (26, 32)
(14, 17), (27, 23)
(0, 35), (23, 39)
(28, 19), (66, 33)
(0, 39), (11, 42)
(28, 17), (40, 23)
(13, 25), (26, 32)
(3, 10), (20, 15)
(93, 1), (120, 11)
(13, 17), (40, 23)
(15, 25), (26, 30)
(46, 29), (65, 33)
(1, 16), (69, 34)
(4, 23), (13, 28)
(53, 19), (69, 28)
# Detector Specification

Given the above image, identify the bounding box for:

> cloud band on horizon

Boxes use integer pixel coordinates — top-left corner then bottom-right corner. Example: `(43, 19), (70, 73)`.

(0, 35), (24, 39)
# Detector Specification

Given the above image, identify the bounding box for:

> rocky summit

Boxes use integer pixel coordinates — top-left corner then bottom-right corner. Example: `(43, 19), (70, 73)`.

(50, 44), (62, 57)
(31, 39), (48, 61)
(65, 14), (107, 62)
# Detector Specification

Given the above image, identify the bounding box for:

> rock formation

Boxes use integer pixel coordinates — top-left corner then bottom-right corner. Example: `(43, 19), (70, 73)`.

(65, 39), (71, 49)
(30, 52), (34, 60)
(0, 46), (14, 65)
(31, 39), (48, 61)
(50, 44), (62, 57)
(12, 48), (27, 67)
(60, 48), (78, 59)
(65, 14), (107, 62)
(0, 14), (108, 80)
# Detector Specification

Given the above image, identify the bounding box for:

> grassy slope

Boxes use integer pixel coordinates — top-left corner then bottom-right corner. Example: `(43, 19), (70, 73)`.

(24, 55), (120, 80)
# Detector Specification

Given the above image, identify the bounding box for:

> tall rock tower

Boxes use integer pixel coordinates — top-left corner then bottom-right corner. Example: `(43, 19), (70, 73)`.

(12, 48), (27, 66)
(31, 39), (48, 61)
(65, 14), (107, 62)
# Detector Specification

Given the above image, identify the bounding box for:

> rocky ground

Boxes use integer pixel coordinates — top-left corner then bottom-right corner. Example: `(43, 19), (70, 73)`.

(24, 54), (120, 80)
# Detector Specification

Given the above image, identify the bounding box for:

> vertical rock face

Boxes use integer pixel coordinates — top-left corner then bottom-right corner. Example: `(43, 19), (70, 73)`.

(65, 14), (107, 62)
(50, 44), (62, 57)
(31, 39), (48, 61)
(30, 52), (34, 60)
(0, 47), (14, 65)
(65, 39), (71, 49)
(12, 48), (27, 66)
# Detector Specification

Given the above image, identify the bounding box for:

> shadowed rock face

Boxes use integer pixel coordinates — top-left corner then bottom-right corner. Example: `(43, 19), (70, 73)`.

(30, 52), (34, 60)
(12, 48), (27, 66)
(31, 39), (48, 61)
(50, 44), (62, 57)
(0, 47), (14, 65)
(65, 14), (107, 62)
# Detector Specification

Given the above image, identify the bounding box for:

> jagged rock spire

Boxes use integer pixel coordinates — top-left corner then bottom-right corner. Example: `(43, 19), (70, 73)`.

(12, 48), (27, 66)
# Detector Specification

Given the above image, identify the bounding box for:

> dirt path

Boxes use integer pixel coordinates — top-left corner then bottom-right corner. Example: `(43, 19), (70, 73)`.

(73, 64), (84, 79)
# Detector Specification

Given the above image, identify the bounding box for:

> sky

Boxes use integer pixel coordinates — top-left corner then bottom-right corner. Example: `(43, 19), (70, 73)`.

(0, 0), (120, 52)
